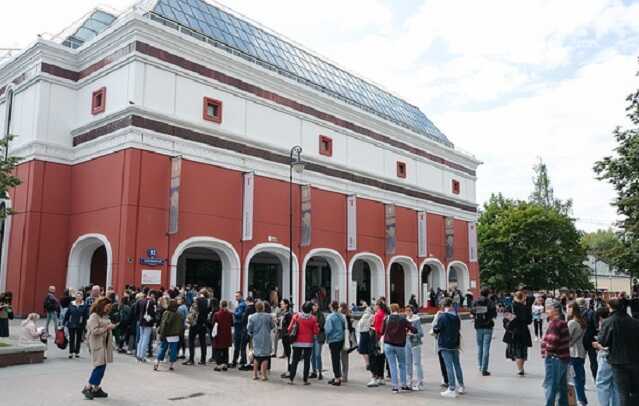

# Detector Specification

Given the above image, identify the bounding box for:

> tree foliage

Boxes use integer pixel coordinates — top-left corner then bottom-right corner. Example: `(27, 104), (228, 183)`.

(593, 61), (639, 278)
(478, 194), (591, 292)
(0, 136), (21, 219)
(530, 157), (573, 215)
(582, 229), (624, 265)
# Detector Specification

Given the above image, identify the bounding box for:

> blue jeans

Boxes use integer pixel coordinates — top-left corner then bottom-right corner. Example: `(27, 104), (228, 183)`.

(571, 357), (588, 404)
(89, 365), (106, 386)
(312, 338), (323, 372)
(45, 311), (58, 334)
(440, 349), (464, 391)
(543, 356), (569, 406)
(137, 326), (153, 359)
(384, 343), (407, 388)
(596, 353), (620, 406)
(405, 344), (423, 386)
(157, 340), (178, 363)
(476, 328), (492, 372)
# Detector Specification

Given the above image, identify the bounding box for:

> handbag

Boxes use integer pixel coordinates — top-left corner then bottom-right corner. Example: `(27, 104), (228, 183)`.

(55, 327), (68, 349)
(211, 322), (218, 338)
(289, 316), (299, 343)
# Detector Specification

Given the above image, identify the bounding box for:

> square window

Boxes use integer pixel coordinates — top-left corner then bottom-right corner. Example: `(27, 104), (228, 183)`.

(452, 179), (461, 195)
(319, 135), (333, 157)
(202, 97), (223, 123)
(91, 87), (106, 115)
(397, 161), (407, 178)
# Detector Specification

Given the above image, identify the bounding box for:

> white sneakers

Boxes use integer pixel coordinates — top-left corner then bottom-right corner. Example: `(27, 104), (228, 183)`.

(376, 378), (385, 386)
(457, 386), (466, 395)
(440, 389), (458, 398)
(412, 383), (424, 391)
(367, 379), (378, 387)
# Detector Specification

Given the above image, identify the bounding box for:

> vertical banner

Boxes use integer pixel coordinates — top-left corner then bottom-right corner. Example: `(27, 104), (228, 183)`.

(168, 156), (182, 235)
(300, 184), (312, 247)
(468, 221), (478, 262)
(347, 195), (357, 251)
(445, 216), (455, 260)
(242, 172), (254, 241)
(417, 211), (427, 258)
(385, 204), (396, 256)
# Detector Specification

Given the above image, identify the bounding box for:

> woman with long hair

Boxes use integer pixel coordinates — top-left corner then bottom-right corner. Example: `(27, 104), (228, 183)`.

(247, 300), (275, 381)
(324, 301), (346, 386)
(83, 297), (115, 400)
(64, 291), (88, 358)
(567, 301), (588, 406)
(339, 302), (356, 383)
(504, 291), (532, 376)
(382, 303), (416, 394)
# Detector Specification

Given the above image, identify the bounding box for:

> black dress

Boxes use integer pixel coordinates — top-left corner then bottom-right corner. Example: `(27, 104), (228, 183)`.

(504, 301), (532, 360)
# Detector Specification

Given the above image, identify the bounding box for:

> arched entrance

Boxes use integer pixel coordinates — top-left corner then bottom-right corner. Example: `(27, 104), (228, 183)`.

(348, 253), (385, 306)
(420, 258), (446, 307)
(447, 261), (470, 293)
(67, 234), (113, 290)
(244, 243), (299, 306)
(387, 256), (419, 307)
(302, 249), (346, 311)
(176, 248), (222, 297)
(170, 237), (240, 302)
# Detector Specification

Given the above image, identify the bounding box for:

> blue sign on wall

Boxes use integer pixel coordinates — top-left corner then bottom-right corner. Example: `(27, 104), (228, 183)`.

(140, 248), (165, 266)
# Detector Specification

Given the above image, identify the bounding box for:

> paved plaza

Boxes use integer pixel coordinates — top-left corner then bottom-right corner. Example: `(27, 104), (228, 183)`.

(0, 316), (597, 406)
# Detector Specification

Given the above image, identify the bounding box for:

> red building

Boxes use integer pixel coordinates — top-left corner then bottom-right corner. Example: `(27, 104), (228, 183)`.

(0, 1), (481, 314)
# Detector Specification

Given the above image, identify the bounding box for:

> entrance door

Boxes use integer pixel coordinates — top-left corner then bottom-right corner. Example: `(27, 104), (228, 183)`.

(90, 246), (107, 288)
(177, 248), (223, 297)
(390, 263), (405, 306)
(248, 252), (282, 301)
(305, 257), (332, 311)
(352, 259), (371, 305)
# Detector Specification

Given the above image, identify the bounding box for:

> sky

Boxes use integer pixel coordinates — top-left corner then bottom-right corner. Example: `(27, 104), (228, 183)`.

(2, 0), (639, 231)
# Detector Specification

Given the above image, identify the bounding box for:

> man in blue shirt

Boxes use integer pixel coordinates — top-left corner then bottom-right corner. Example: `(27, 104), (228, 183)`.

(230, 291), (247, 368)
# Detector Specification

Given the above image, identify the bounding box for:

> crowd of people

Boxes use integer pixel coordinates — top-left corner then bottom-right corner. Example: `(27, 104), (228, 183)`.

(1, 283), (638, 405)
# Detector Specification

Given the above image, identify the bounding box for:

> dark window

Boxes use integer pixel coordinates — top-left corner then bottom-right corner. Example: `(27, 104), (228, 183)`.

(452, 179), (461, 195)
(396, 161), (407, 178)
(91, 87), (106, 115)
(202, 97), (223, 123)
(319, 135), (333, 157)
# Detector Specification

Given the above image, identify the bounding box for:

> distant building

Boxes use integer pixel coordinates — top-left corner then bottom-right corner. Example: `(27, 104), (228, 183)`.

(584, 255), (633, 294)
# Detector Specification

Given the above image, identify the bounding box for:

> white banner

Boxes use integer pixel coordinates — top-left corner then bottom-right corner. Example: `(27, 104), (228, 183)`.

(168, 156), (181, 235)
(141, 270), (162, 285)
(417, 211), (427, 257)
(347, 195), (357, 251)
(468, 221), (478, 262)
(242, 172), (254, 241)
(301, 185), (311, 247)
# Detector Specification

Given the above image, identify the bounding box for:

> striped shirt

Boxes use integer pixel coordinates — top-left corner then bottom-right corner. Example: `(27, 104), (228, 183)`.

(541, 318), (570, 360)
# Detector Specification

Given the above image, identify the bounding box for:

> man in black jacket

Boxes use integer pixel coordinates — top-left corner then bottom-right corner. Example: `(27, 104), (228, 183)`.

(577, 297), (598, 381)
(598, 298), (639, 406)
(135, 292), (157, 361)
(471, 288), (497, 376)
(184, 289), (210, 365)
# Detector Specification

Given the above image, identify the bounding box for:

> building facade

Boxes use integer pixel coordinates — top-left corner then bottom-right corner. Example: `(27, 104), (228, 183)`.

(584, 255), (634, 294)
(0, 0), (481, 314)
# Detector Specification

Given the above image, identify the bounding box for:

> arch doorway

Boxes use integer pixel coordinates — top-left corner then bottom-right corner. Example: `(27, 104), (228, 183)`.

(67, 234), (113, 290)
(176, 248), (222, 297)
(348, 253), (385, 306)
(420, 259), (446, 307)
(448, 261), (470, 293)
(302, 249), (347, 311)
(170, 237), (240, 302)
(248, 252), (283, 302)
(387, 256), (418, 307)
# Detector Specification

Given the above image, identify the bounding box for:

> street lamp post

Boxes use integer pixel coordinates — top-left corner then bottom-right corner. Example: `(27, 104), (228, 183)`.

(289, 145), (304, 307)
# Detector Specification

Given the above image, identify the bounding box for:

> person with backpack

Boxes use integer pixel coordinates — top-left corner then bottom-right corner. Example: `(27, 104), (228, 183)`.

(43, 286), (60, 335)
(184, 289), (209, 365)
(433, 298), (465, 398)
(64, 291), (88, 359)
(472, 288), (497, 376)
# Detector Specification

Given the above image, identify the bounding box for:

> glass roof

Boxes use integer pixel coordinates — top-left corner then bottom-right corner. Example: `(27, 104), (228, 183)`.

(62, 10), (117, 49)
(150, 0), (452, 146)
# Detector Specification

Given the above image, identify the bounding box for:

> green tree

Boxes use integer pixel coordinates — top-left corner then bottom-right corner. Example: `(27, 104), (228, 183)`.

(0, 136), (21, 218)
(593, 62), (639, 278)
(582, 229), (623, 265)
(478, 194), (591, 292)
(529, 157), (573, 215)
